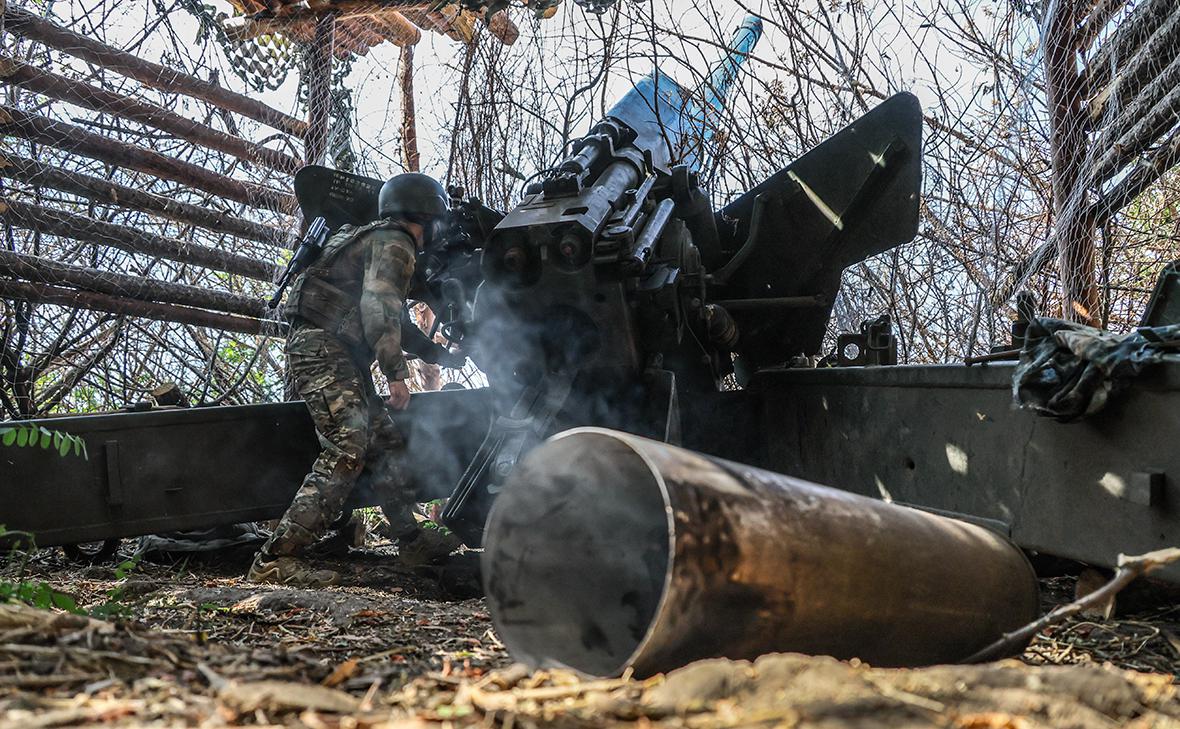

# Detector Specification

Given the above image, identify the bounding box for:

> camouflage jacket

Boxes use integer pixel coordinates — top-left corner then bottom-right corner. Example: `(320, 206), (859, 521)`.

(285, 220), (417, 382)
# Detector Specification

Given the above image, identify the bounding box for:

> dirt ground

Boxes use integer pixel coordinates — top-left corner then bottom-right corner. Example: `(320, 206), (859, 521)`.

(1, 543), (1178, 728)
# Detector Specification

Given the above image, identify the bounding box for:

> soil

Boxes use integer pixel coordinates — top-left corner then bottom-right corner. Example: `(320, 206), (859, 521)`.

(0, 544), (1177, 728)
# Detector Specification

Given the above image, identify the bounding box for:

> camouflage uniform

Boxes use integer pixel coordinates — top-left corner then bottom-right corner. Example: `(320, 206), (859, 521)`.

(260, 220), (421, 561)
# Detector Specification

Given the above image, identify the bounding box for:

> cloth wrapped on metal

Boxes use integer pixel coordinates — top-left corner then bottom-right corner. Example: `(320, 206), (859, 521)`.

(1013, 318), (1180, 421)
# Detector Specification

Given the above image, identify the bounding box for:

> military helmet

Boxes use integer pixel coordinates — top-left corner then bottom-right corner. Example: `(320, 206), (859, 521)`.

(377, 173), (449, 222)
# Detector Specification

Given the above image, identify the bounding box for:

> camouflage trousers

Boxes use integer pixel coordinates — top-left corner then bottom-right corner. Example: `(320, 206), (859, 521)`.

(262, 324), (419, 559)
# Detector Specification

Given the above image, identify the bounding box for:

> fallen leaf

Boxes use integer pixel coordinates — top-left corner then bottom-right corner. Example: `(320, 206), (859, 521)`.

(955, 713), (1028, 729)
(352, 609), (385, 619)
(219, 679), (360, 714)
(1075, 568), (1115, 619)
(322, 658), (359, 688)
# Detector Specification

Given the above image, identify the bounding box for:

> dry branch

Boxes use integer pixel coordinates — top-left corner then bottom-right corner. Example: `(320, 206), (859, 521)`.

(0, 54), (303, 175)
(0, 154), (294, 248)
(0, 197), (279, 281)
(0, 105), (298, 215)
(0, 249), (269, 318)
(2, 5), (307, 138)
(0, 279), (283, 337)
(961, 547), (1180, 664)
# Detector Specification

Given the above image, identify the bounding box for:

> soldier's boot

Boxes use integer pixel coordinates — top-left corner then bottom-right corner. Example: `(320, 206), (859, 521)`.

(247, 554), (341, 588)
(398, 527), (462, 567)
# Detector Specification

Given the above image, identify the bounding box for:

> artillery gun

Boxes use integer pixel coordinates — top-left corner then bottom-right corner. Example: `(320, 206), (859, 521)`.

(292, 18), (922, 544)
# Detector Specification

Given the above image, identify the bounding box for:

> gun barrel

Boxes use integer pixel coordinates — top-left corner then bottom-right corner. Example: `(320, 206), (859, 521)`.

(701, 16), (764, 113)
(482, 428), (1039, 677)
(603, 14), (764, 173)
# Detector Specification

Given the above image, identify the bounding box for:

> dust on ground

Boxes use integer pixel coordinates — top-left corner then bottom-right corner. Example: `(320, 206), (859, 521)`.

(1, 545), (1178, 728)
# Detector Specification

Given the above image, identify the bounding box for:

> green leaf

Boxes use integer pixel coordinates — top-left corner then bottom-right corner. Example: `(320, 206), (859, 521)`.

(58, 435), (71, 457)
(73, 437), (83, 458)
(53, 431), (63, 450)
(79, 439), (89, 461)
(15, 427), (28, 448)
(51, 591), (78, 613)
(114, 558), (137, 580)
(0, 428), (15, 446)
(39, 427), (52, 449)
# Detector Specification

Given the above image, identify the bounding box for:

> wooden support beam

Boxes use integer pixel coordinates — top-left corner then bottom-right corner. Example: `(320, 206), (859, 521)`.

(0, 53), (303, 175)
(2, 5), (308, 138)
(1085, 0), (1175, 95)
(0, 197), (279, 281)
(0, 154), (295, 248)
(303, 15), (336, 168)
(0, 278), (284, 337)
(1090, 54), (1180, 183)
(485, 10), (520, 46)
(0, 105), (298, 215)
(400, 46), (420, 172)
(371, 12), (424, 46)
(0, 248), (269, 318)
(1077, 0), (1128, 52)
(1092, 130), (1180, 224)
(1087, 5), (1180, 121)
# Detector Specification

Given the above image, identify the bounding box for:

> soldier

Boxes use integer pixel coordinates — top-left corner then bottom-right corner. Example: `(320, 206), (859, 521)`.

(248, 173), (462, 587)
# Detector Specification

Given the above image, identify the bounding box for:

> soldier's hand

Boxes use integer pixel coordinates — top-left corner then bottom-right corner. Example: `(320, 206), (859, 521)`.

(387, 380), (411, 411)
(437, 345), (467, 370)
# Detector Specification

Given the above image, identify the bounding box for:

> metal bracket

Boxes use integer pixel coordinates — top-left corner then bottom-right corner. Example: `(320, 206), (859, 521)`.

(103, 440), (124, 508)
(836, 314), (897, 367)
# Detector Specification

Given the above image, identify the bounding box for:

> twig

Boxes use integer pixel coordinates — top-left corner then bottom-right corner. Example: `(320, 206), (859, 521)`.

(964, 348), (1021, 365)
(961, 547), (1180, 664)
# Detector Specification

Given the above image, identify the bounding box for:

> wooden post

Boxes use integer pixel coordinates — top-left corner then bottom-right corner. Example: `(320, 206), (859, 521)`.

(400, 46), (420, 172)
(0, 279), (284, 337)
(0, 105), (299, 215)
(2, 5), (307, 138)
(0, 197), (279, 281)
(0, 154), (295, 248)
(0, 248), (269, 318)
(0, 53), (304, 175)
(303, 14), (336, 167)
(1043, 0), (1100, 324)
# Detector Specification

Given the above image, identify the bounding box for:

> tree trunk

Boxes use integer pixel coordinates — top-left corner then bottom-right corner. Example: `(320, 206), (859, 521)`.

(1044, 0), (1100, 324)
